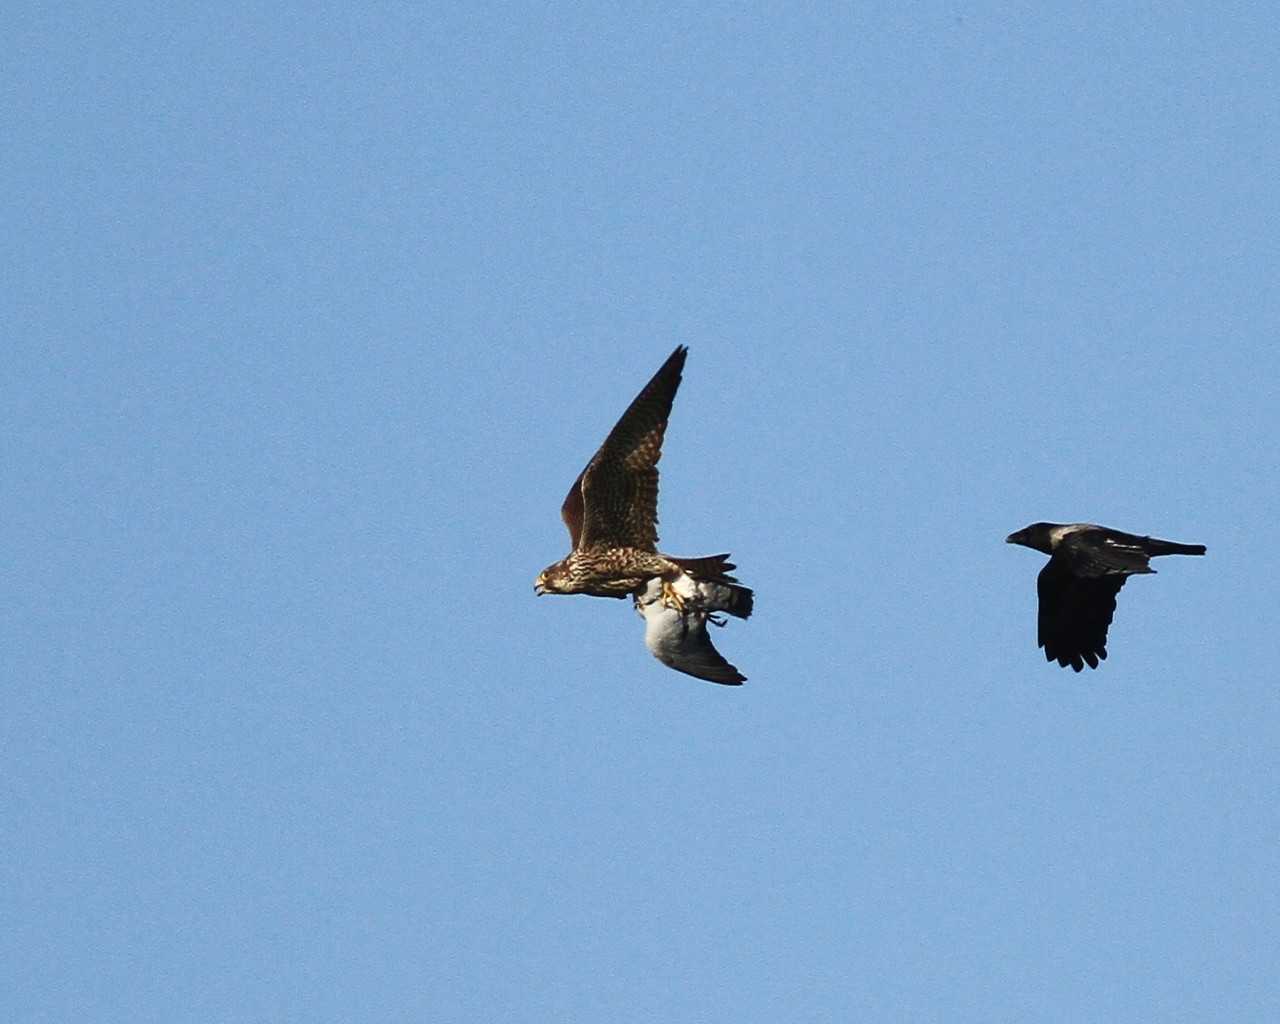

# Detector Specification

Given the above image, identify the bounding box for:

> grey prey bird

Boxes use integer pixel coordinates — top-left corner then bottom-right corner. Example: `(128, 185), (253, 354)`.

(634, 575), (752, 685)
(1006, 522), (1205, 671)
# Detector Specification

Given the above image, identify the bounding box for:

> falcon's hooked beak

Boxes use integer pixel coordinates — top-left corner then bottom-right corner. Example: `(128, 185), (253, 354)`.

(534, 573), (548, 595)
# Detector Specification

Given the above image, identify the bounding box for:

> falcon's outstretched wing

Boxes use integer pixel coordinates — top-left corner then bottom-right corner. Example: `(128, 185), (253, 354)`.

(560, 346), (686, 552)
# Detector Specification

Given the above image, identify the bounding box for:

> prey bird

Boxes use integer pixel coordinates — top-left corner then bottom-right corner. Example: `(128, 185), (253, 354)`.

(535, 346), (752, 680)
(634, 576), (751, 685)
(1006, 522), (1205, 671)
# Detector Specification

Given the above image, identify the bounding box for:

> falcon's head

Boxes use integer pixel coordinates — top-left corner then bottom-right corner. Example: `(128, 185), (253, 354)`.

(534, 558), (575, 595)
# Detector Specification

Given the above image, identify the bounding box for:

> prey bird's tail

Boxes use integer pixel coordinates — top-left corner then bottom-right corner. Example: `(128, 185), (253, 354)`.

(708, 581), (754, 620)
(670, 554), (754, 619)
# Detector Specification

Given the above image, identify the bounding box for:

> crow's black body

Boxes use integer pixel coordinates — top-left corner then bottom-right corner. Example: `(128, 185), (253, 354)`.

(1006, 522), (1205, 671)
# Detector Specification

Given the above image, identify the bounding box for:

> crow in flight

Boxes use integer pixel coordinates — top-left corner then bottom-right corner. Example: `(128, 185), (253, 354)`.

(1006, 522), (1205, 671)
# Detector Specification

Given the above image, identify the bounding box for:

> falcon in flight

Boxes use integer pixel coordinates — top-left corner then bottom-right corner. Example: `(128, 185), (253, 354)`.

(1006, 522), (1205, 671)
(535, 346), (752, 679)
(634, 576), (752, 685)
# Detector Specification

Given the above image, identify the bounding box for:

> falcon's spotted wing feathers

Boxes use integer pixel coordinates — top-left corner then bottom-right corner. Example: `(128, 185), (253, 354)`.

(561, 346), (686, 553)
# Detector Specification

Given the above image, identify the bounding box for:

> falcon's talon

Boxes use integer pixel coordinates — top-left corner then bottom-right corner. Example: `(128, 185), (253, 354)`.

(660, 579), (686, 613)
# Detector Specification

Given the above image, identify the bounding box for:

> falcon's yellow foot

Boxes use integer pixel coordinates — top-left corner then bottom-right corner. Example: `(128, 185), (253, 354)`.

(660, 579), (686, 613)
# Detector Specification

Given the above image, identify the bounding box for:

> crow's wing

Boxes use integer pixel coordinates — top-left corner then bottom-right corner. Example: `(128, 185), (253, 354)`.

(1037, 558), (1127, 672)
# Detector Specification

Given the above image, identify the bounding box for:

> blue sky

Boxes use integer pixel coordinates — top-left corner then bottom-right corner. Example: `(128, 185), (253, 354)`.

(5, 3), (1278, 1021)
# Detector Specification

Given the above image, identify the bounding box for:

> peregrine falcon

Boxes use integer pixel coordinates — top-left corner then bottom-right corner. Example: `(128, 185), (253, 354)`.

(535, 346), (753, 680)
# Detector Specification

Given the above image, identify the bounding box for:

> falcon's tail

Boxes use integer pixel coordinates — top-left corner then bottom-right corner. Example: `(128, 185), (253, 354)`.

(671, 553), (739, 579)
(670, 555), (754, 619)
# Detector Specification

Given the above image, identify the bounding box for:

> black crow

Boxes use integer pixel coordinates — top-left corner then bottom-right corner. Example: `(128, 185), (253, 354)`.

(1006, 522), (1205, 671)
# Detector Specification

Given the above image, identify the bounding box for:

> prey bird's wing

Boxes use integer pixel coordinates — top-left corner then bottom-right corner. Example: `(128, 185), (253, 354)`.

(560, 346), (686, 552)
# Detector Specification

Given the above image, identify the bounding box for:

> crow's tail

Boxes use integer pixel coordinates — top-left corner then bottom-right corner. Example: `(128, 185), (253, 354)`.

(1147, 537), (1206, 557)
